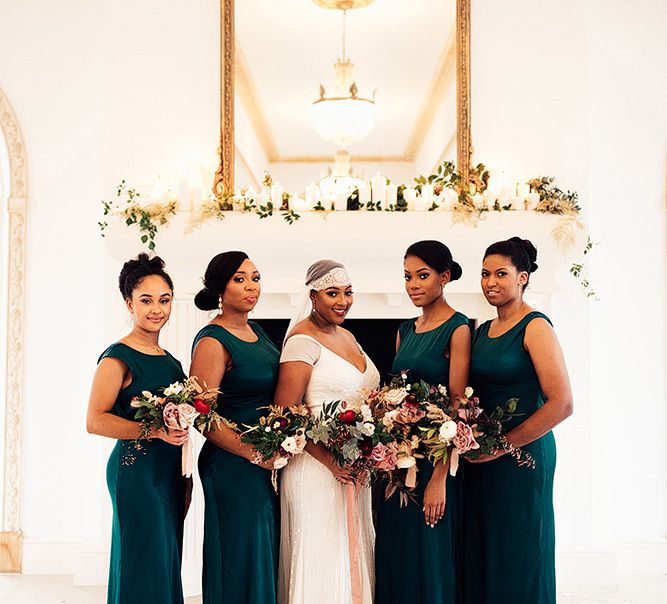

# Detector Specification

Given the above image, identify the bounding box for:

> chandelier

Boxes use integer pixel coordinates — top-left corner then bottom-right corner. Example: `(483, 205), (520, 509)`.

(311, 0), (376, 148)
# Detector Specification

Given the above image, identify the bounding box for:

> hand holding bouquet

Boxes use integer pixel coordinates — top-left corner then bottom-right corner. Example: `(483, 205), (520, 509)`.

(130, 376), (222, 476)
(421, 387), (535, 471)
(239, 404), (310, 470)
(307, 400), (396, 485)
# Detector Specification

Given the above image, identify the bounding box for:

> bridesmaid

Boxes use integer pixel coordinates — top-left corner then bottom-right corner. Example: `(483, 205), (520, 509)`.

(190, 251), (280, 604)
(375, 240), (471, 604)
(462, 237), (573, 604)
(86, 253), (188, 604)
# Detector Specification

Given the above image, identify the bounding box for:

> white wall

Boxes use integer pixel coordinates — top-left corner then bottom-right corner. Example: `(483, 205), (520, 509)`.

(0, 0), (664, 587)
(471, 0), (667, 578)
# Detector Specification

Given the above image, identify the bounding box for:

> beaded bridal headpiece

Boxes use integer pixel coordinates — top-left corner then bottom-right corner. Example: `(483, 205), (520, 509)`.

(308, 266), (351, 291)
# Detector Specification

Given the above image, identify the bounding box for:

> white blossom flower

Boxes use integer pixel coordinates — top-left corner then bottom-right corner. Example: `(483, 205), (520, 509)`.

(384, 387), (408, 406)
(439, 420), (458, 444)
(265, 427), (271, 433)
(360, 404), (373, 422)
(438, 385), (448, 396)
(396, 456), (416, 469)
(360, 422), (375, 436)
(164, 382), (184, 397)
(141, 390), (154, 399)
(281, 436), (298, 454)
(464, 386), (474, 399)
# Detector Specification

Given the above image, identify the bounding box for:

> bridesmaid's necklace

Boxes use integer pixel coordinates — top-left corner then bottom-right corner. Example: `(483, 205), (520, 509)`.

(128, 334), (163, 354)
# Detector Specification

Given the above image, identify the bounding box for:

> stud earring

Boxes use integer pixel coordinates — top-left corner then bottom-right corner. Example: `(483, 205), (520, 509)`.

(218, 295), (223, 316)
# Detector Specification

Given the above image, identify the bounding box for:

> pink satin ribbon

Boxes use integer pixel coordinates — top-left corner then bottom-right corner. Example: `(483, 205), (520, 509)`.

(181, 435), (194, 477)
(345, 483), (363, 604)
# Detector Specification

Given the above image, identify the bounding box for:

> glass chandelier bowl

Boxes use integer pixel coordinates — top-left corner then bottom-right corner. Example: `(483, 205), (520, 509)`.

(311, 2), (376, 147)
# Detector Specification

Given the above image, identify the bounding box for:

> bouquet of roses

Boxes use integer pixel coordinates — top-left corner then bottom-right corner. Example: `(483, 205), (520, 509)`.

(307, 399), (396, 484)
(129, 376), (222, 476)
(370, 373), (450, 503)
(239, 404), (310, 470)
(420, 387), (536, 471)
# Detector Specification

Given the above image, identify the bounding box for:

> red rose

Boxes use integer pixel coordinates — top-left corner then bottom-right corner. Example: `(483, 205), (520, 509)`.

(193, 399), (211, 414)
(338, 410), (357, 424)
(404, 394), (418, 406)
(274, 417), (289, 430)
(359, 438), (374, 456)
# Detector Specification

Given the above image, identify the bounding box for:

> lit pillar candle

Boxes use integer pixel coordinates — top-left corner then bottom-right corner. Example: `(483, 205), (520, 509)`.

(334, 191), (348, 211)
(177, 177), (191, 212)
(305, 182), (320, 206)
(517, 183), (530, 200)
(386, 182), (398, 207)
(421, 183), (434, 208)
(526, 191), (540, 210)
(290, 196), (310, 212)
(270, 183), (284, 206)
(404, 187), (417, 210)
(357, 183), (371, 205)
(444, 187), (458, 210)
(258, 190), (270, 206)
(371, 173), (387, 208)
(413, 194), (428, 211)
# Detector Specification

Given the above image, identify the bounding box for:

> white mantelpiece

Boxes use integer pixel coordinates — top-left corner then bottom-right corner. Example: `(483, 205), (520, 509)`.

(104, 211), (586, 311)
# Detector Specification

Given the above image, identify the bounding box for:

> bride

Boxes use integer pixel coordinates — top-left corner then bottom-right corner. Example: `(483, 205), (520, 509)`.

(273, 260), (380, 604)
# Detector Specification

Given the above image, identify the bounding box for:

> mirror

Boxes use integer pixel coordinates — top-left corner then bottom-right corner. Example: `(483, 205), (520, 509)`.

(215, 0), (470, 195)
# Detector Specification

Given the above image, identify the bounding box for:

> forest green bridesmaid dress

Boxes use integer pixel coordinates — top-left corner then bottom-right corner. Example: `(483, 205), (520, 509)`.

(194, 322), (280, 604)
(101, 342), (187, 604)
(462, 311), (557, 604)
(375, 312), (470, 604)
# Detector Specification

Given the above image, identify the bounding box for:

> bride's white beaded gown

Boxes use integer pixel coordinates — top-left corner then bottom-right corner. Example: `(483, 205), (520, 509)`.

(278, 334), (380, 604)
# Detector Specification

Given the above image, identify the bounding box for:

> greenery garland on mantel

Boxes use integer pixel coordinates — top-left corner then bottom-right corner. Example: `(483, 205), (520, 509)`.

(99, 161), (597, 298)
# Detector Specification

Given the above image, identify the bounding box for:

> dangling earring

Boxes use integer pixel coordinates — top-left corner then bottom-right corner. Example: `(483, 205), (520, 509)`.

(217, 295), (223, 316)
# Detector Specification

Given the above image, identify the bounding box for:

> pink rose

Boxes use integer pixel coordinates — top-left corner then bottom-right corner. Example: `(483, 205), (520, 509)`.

(162, 403), (181, 430)
(396, 403), (426, 424)
(453, 422), (480, 454)
(372, 443), (398, 472)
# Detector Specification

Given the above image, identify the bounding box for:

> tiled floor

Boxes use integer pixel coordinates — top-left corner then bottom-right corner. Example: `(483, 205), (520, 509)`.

(0, 573), (665, 603)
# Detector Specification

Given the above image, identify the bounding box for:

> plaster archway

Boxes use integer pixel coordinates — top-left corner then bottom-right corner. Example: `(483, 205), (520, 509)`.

(0, 86), (28, 573)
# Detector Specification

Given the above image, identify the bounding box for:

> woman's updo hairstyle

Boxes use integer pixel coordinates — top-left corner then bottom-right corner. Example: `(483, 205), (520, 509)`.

(484, 236), (538, 289)
(404, 240), (462, 281)
(118, 253), (173, 300)
(194, 251), (249, 311)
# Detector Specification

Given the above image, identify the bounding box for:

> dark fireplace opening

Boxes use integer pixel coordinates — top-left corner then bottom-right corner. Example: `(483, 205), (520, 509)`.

(255, 318), (410, 383)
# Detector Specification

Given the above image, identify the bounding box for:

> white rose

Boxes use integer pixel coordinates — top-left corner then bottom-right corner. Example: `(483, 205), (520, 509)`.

(439, 420), (458, 443)
(164, 382), (184, 397)
(360, 422), (375, 436)
(382, 410), (397, 431)
(383, 387), (408, 406)
(281, 436), (298, 454)
(273, 457), (288, 469)
(360, 404), (373, 422)
(294, 434), (307, 452)
(396, 456), (417, 469)
(464, 386), (474, 399)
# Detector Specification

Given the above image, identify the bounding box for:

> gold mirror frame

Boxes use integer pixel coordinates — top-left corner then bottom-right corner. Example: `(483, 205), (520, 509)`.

(214, 0), (471, 197)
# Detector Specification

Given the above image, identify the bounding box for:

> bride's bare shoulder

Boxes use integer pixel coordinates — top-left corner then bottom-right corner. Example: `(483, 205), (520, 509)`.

(286, 320), (319, 340)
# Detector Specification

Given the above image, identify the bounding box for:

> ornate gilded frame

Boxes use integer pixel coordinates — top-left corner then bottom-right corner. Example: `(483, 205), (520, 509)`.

(0, 87), (27, 573)
(214, 0), (472, 196)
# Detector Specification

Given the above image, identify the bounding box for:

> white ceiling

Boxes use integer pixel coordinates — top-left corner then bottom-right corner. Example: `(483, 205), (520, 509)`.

(236, 0), (456, 159)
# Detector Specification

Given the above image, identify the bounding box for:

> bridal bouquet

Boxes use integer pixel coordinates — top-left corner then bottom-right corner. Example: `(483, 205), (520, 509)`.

(239, 404), (310, 469)
(307, 400), (396, 483)
(129, 376), (222, 476)
(420, 387), (536, 470)
(370, 374), (450, 502)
